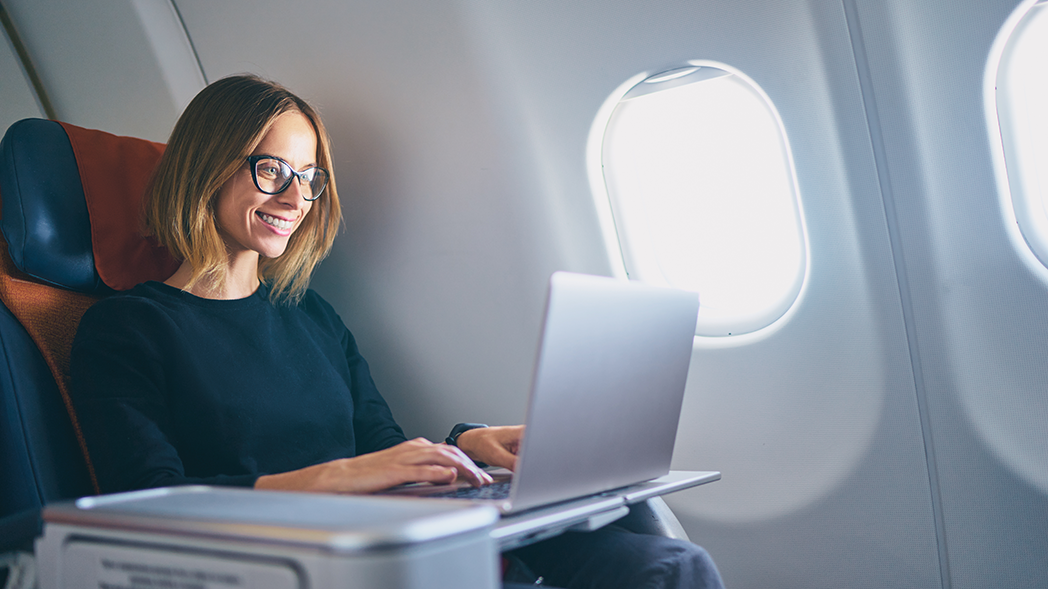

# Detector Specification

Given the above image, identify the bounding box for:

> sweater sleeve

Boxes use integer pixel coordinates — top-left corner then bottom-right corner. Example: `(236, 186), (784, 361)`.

(70, 298), (257, 493)
(341, 328), (409, 454)
(299, 289), (408, 454)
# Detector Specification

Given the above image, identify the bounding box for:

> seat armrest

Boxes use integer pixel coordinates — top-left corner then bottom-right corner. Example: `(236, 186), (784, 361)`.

(616, 497), (690, 541)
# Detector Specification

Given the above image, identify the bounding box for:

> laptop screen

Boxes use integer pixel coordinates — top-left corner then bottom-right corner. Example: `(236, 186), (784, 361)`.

(508, 272), (699, 512)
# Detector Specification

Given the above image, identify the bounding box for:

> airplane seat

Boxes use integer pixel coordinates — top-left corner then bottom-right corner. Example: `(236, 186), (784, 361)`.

(0, 118), (177, 552)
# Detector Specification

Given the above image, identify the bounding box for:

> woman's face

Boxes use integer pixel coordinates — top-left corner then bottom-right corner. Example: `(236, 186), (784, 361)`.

(215, 111), (317, 260)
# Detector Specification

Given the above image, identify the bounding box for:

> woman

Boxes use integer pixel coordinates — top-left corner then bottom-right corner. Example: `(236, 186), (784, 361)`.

(70, 75), (722, 589)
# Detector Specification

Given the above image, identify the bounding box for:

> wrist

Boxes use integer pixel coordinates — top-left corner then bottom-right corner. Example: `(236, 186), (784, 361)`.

(445, 422), (487, 446)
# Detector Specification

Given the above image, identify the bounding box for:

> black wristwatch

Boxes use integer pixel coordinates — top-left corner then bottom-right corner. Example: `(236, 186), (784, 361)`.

(445, 423), (488, 446)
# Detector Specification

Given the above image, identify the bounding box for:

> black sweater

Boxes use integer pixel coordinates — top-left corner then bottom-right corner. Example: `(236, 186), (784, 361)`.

(69, 281), (407, 493)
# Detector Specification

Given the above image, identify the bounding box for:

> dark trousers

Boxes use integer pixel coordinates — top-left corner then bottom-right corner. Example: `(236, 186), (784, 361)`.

(506, 525), (725, 589)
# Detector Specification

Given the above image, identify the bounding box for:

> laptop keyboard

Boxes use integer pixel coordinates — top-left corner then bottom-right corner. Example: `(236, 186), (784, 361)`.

(426, 480), (512, 500)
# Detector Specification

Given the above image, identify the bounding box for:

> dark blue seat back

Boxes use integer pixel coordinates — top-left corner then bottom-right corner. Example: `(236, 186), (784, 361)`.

(1, 118), (107, 292)
(0, 304), (94, 550)
(0, 119), (107, 551)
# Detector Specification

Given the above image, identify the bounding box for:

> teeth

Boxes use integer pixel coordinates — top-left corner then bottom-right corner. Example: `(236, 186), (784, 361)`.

(259, 213), (294, 230)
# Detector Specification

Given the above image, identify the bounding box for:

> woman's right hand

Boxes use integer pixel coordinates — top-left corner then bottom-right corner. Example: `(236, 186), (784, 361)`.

(254, 437), (493, 494)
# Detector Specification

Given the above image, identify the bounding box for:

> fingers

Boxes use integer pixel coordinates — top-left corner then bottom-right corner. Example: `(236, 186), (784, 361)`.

(378, 438), (492, 489)
(404, 464), (458, 485)
(396, 438), (492, 487)
(257, 436), (497, 495)
(488, 433), (521, 470)
(481, 444), (519, 471)
(455, 425), (525, 471)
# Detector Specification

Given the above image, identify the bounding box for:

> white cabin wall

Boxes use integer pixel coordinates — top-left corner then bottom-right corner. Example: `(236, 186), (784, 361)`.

(0, 15), (44, 132)
(851, 1), (1047, 587)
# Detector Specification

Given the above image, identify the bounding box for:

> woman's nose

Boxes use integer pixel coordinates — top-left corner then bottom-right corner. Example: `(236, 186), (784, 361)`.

(277, 177), (311, 207)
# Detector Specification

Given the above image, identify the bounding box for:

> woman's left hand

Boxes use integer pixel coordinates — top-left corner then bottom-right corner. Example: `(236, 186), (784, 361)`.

(454, 425), (525, 471)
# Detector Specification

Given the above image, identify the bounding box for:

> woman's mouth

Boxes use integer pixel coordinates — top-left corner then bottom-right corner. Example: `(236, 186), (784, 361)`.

(258, 212), (294, 231)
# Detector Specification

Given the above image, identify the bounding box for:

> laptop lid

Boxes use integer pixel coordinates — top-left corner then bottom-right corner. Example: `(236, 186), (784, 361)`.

(505, 271), (699, 512)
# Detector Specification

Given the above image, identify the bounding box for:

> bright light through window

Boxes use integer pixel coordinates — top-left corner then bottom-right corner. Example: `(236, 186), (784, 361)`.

(993, 1), (1048, 274)
(593, 62), (807, 337)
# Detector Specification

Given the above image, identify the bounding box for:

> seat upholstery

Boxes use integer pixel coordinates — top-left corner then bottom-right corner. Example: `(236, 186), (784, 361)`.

(0, 118), (176, 551)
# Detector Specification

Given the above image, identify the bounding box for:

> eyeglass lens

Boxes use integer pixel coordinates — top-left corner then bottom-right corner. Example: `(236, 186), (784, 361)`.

(253, 157), (328, 200)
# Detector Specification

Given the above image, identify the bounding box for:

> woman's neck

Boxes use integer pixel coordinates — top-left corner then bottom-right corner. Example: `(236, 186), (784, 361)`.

(164, 253), (261, 300)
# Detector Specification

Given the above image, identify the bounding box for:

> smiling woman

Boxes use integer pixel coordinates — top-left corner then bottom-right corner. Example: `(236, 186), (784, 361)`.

(71, 73), (504, 496)
(143, 76), (341, 303)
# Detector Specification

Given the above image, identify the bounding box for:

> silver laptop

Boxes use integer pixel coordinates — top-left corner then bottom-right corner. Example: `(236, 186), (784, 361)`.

(384, 271), (700, 515)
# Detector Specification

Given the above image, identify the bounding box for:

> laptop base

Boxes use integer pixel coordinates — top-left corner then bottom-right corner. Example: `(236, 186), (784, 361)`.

(493, 470), (720, 550)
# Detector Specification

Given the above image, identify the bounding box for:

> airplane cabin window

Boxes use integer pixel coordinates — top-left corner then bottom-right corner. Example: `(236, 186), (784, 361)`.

(589, 62), (808, 339)
(989, 0), (1048, 278)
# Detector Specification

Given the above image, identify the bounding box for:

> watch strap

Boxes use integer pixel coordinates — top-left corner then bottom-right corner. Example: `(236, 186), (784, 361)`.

(445, 422), (488, 446)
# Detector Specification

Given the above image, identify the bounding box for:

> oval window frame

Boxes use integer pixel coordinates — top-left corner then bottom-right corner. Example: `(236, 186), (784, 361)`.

(986, 0), (1048, 284)
(586, 60), (809, 343)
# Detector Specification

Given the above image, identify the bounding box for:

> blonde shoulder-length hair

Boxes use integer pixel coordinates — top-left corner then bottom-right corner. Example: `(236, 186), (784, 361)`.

(146, 74), (341, 304)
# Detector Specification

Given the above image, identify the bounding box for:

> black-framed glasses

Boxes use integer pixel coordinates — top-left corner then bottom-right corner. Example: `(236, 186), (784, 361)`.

(246, 155), (328, 201)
